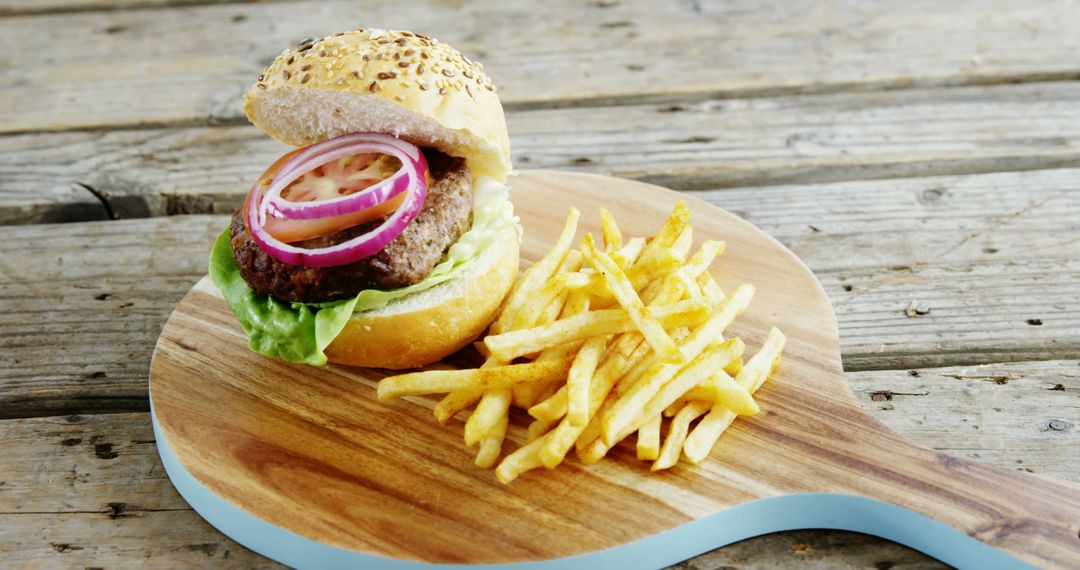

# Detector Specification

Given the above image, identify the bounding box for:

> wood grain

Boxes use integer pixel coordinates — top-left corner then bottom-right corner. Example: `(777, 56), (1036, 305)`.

(149, 172), (1080, 567)
(4, 1), (1080, 132)
(7, 82), (1080, 224)
(3, 168), (1077, 417)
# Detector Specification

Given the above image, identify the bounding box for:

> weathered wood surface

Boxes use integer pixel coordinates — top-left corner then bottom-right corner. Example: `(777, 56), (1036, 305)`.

(7, 81), (1080, 224)
(4, 0), (1080, 133)
(1, 353), (1075, 566)
(3, 167), (1076, 418)
(3, 0), (1079, 566)
(0, 0), (246, 17)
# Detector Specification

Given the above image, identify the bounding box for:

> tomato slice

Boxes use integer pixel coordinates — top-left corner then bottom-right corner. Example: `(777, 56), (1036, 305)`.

(244, 150), (405, 244)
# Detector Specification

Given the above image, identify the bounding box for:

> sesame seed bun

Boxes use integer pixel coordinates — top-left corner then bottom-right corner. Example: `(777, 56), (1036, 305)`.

(244, 28), (512, 181)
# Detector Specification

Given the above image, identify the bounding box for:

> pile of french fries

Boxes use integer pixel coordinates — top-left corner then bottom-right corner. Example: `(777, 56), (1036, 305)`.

(377, 202), (786, 483)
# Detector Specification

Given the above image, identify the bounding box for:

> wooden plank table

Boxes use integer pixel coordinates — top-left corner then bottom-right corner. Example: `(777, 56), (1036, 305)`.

(1, 1), (1077, 567)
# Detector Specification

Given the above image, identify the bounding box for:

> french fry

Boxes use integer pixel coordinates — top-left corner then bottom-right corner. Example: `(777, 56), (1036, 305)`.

(618, 237), (646, 267)
(493, 207), (580, 333)
(677, 372), (758, 415)
(484, 298), (710, 362)
(434, 388), (483, 425)
(739, 327), (787, 393)
(666, 226), (692, 267)
(475, 412), (508, 468)
(636, 414), (661, 460)
(652, 401), (710, 471)
(526, 417), (554, 443)
(567, 335), (607, 427)
(682, 328), (786, 463)
(572, 334), (654, 449)
(434, 356), (505, 424)
(602, 337), (746, 448)
(639, 240), (722, 306)
(516, 250), (584, 331)
(512, 337), (585, 408)
(611, 327), (690, 398)
(635, 201), (690, 270)
(464, 389), (511, 446)
(582, 234), (682, 363)
(544, 335), (653, 466)
(495, 434), (548, 484)
(600, 207), (622, 252)
(698, 273), (725, 306)
(538, 420), (580, 468)
(527, 388), (567, 422)
(599, 287), (753, 444)
(724, 357), (743, 377)
(576, 438), (610, 465)
(377, 358), (573, 400)
(627, 250), (682, 292)
(710, 371), (760, 416)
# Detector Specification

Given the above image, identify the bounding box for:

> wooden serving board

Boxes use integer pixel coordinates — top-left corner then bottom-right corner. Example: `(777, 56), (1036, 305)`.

(149, 171), (1079, 569)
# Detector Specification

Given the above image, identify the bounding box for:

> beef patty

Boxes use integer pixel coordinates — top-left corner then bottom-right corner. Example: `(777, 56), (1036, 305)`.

(230, 150), (473, 303)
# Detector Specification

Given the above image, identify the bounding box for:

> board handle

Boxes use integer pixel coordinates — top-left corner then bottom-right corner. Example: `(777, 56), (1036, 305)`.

(849, 433), (1080, 569)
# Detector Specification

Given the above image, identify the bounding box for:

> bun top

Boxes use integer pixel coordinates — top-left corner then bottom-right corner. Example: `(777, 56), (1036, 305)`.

(244, 28), (512, 181)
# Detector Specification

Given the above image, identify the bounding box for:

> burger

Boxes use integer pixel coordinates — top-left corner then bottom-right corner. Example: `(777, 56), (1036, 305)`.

(208, 28), (519, 369)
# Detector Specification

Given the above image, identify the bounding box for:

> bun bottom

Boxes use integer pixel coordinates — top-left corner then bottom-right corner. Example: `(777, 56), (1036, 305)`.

(324, 225), (519, 369)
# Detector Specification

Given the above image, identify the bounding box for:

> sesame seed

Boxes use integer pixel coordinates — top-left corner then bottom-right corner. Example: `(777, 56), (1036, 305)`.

(369, 81), (379, 92)
(404, 49), (417, 56)
(301, 64), (312, 71)
(439, 87), (447, 95)
(336, 77), (345, 85)
(257, 83), (267, 89)
(286, 56), (294, 65)
(283, 70), (291, 79)
(351, 70), (360, 78)
(362, 54), (371, 61)
(257, 73), (265, 81)
(301, 73), (311, 83)
(465, 83), (473, 97)
(377, 71), (397, 79)
(395, 38), (408, 45)
(421, 51), (430, 59)
(418, 81), (429, 90)
(485, 84), (494, 91)
(398, 61), (410, 68)
(377, 39), (389, 44)
(394, 52), (400, 60)
(319, 49), (327, 57)
(463, 69), (473, 78)
(441, 68), (455, 77)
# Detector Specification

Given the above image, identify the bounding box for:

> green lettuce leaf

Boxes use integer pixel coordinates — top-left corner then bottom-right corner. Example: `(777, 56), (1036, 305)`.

(208, 177), (517, 365)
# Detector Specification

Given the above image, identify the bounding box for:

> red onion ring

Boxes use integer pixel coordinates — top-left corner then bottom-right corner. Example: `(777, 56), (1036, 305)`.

(273, 132), (419, 188)
(246, 133), (430, 268)
(262, 133), (423, 222)
(262, 144), (412, 221)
